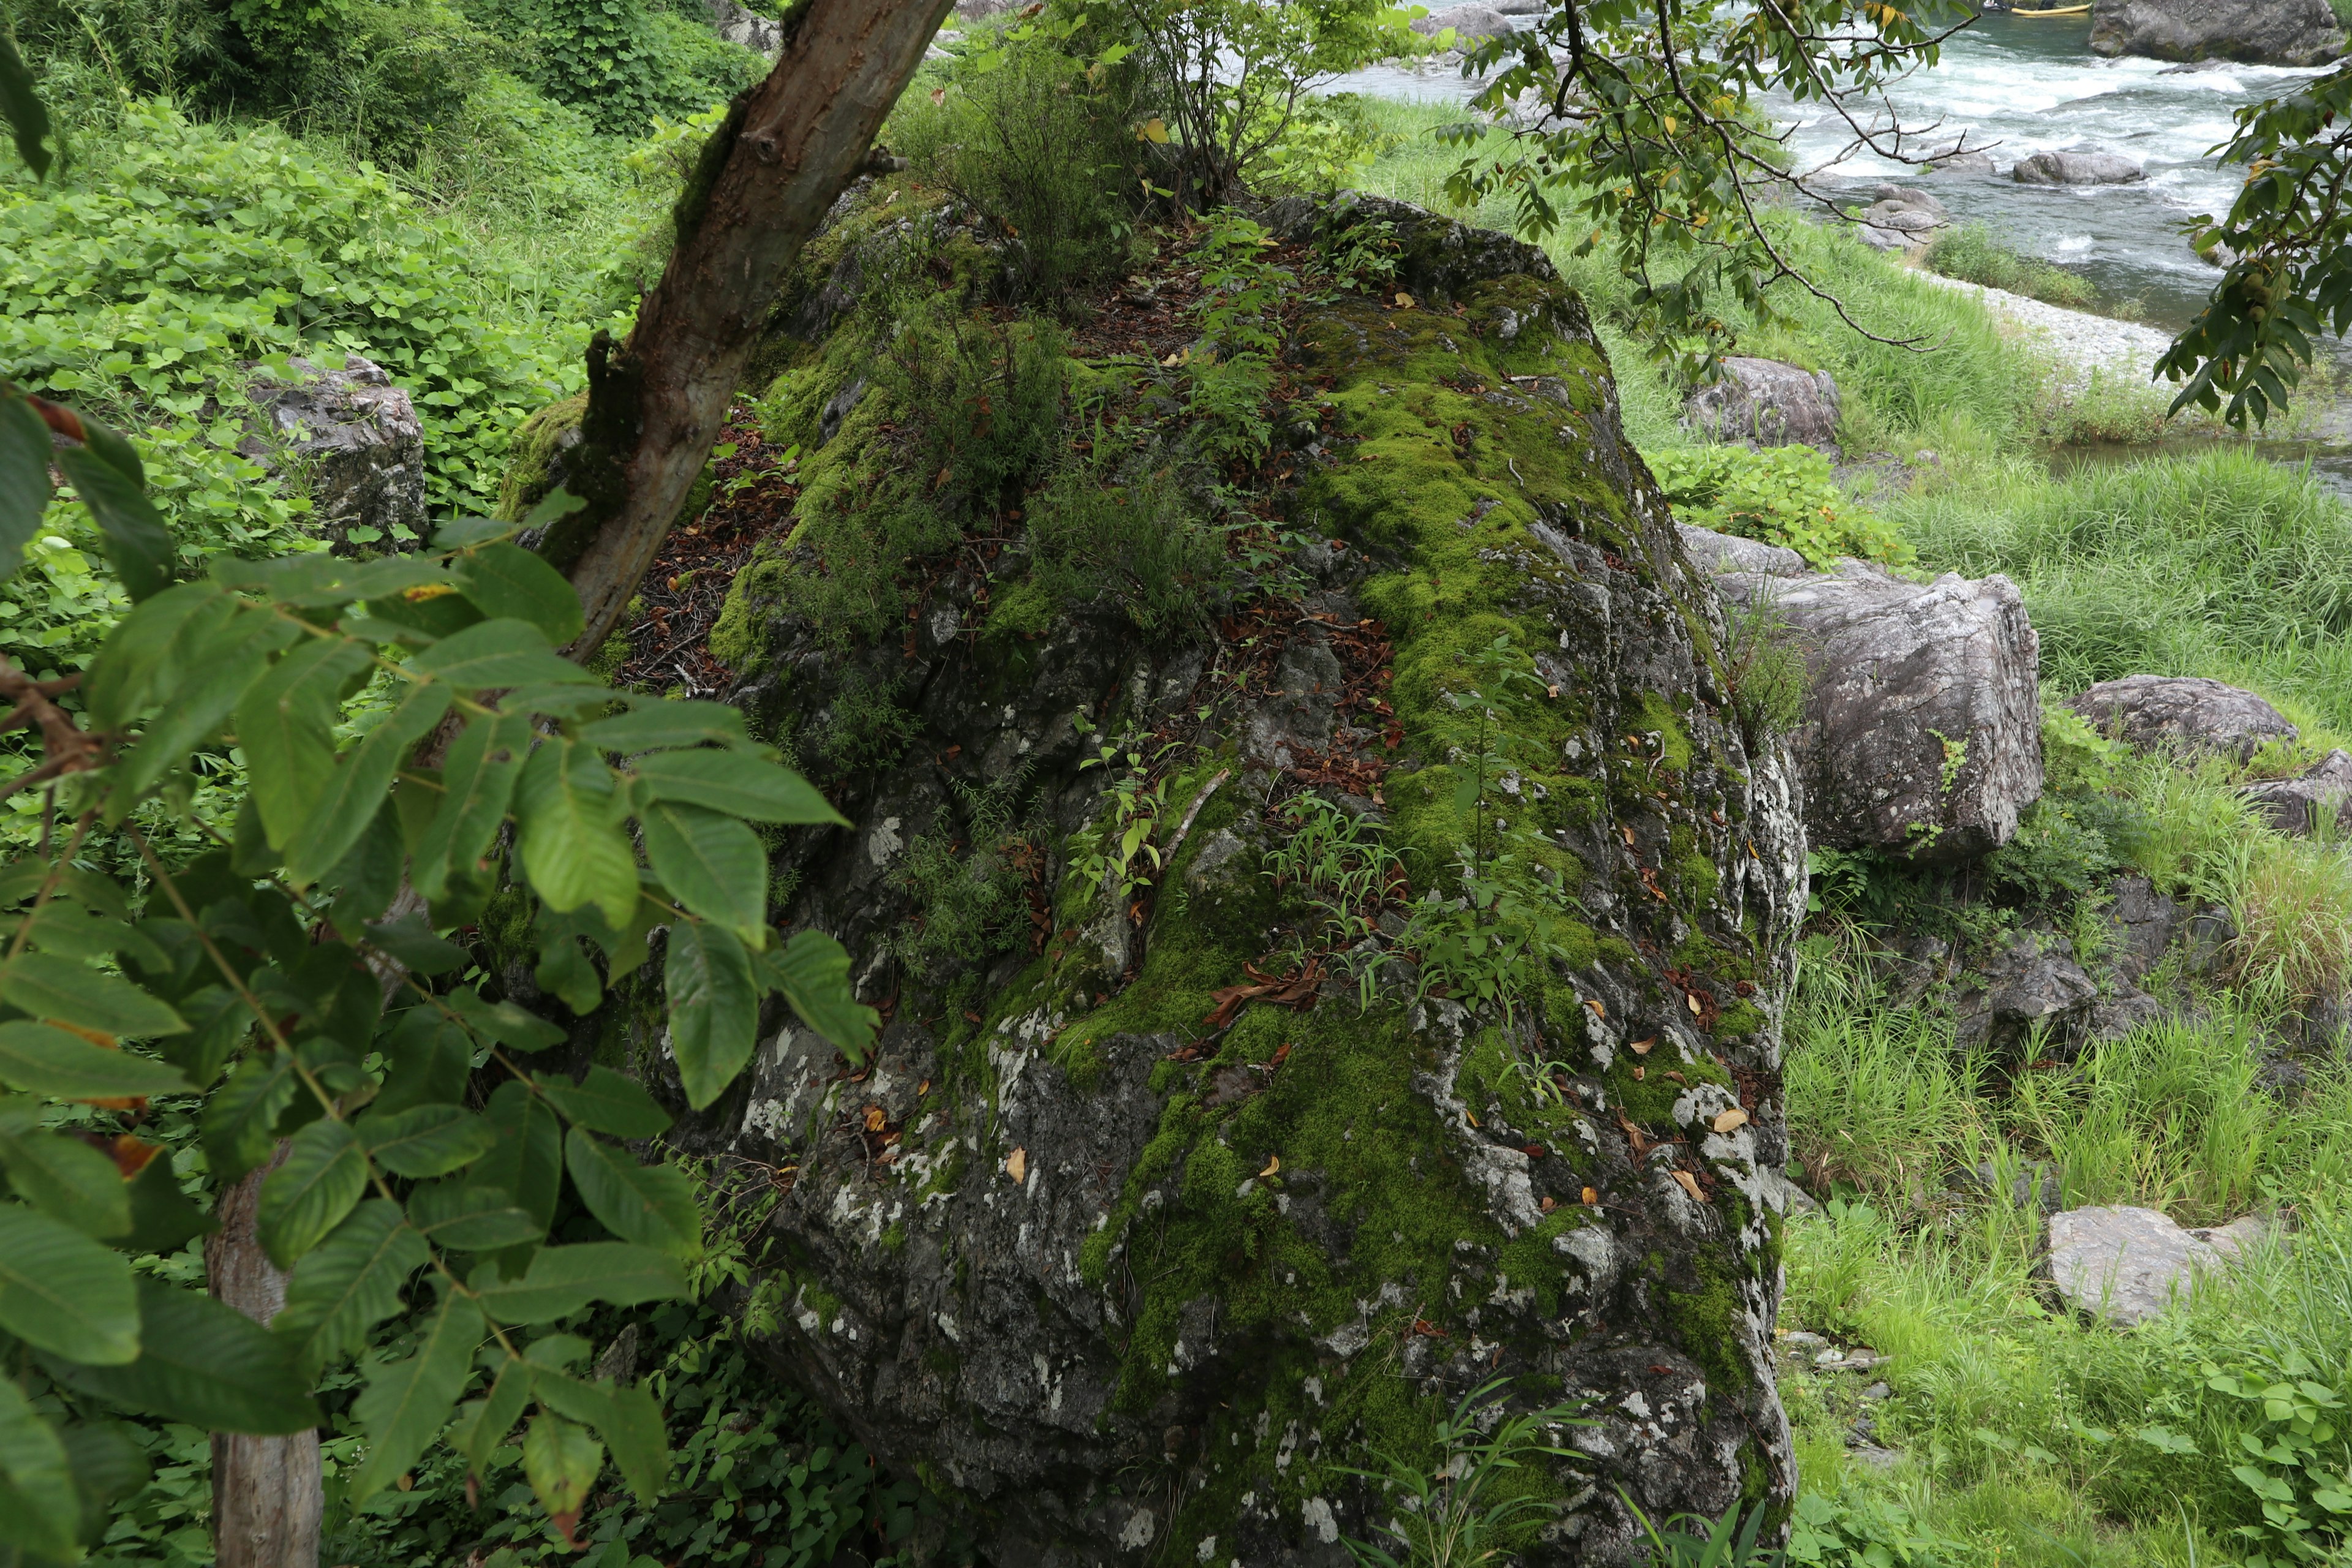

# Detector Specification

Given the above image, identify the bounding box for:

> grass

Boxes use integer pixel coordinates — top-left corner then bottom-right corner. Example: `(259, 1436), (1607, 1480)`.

(1924, 223), (2097, 311)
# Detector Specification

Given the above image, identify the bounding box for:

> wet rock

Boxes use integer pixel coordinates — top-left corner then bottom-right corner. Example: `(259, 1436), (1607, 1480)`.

(1728, 561), (2043, 863)
(2067, 674), (2297, 761)
(239, 355), (426, 554)
(2048, 1205), (2269, 1326)
(2090, 0), (2346, 66)
(2242, 748), (2352, 837)
(2011, 149), (2146, 186)
(1683, 357), (1842, 450)
(1954, 937), (2097, 1057)
(1853, 184), (1950, 251)
(1675, 521), (1806, 579)
(2087, 985), (2166, 1043)
(1411, 1), (1516, 39)
(1924, 146), (1997, 176)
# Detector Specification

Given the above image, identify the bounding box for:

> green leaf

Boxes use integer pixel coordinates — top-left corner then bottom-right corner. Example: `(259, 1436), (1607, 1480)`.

(410, 618), (597, 693)
(0, 1020), (192, 1100)
(0, 395), (52, 582)
(597, 1379), (669, 1502)
(642, 800), (767, 940)
(533, 1065), (671, 1139)
(454, 543), (586, 646)
(450, 1357), (534, 1470)
(50, 1275), (318, 1433)
(0, 34), (55, 179)
(0, 1120), (131, 1237)
(469, 1076), (565, 1236)
(534, 927), (602, 1015)
(515, 737), (639, 928)
(0, 1204), (138, 1363)
(414, 711), (529, 903)
(361, 1104), (497, 1178)
(328, 802), (407, 935)
(471, 1243), (687, 1325)
(282, 680), (455, 886)
(406, 1179), (545, 1251)
(576, 702), (752, 754)
(236, 636), (372, 850)
(347, 1291), (484, 1504)
(0, 1373), (78, 1559)
(756, 929), (878, 1062)
(0, 952), (187, 1038)
(631, 751), (846, 824)
(203, 1050), (298, 1185)
(447, 987), (567, 1051)
(273, 1199), (429, 1375)
(522, 1411), (603, 1531)
(111, 607), (298, 806)
(666, 921), (759, 1110)
(122, 1150), (216, 1254)
(564, 1129), (699, 1258)
(56, 445), (173, 603)
(257, 1118), (369, 1268)
(362, 913), (469, 976)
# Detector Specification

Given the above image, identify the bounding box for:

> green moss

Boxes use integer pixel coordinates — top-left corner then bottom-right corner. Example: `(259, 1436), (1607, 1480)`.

(495, 391), (587, 523)
(1662, 1253), (1750, 1401)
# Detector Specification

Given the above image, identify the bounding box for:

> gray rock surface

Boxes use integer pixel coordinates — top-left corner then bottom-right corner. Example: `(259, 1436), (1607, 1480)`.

(2090, 0), (2345, 64)
(239, 355), (426, 554)
(1675, 522), (1806, 579)
(2048, 1206), (2272, 1325)
(2012, 149), (2146, 186)
(1411, 1), (1515, 39)
(1853, 184), (1950, 251)
(1684, 358), (1842, 450)
(1955, 936), (2100, 1056)
(1729, 561), (2043, 862)
(2068, 674), (2297, 760)
(1924, 148), (1997, 176)
(2242, 748), (2352, 837)
(2103, 874), (2182, 983)
(709, 0), (782, 53)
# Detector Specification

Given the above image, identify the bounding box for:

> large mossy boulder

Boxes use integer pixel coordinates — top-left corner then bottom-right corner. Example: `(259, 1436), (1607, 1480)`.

(673, 192), (1807, 1564)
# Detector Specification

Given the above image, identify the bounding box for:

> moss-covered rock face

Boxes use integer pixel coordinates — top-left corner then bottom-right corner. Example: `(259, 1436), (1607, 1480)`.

(679, 194), (1806, 1566)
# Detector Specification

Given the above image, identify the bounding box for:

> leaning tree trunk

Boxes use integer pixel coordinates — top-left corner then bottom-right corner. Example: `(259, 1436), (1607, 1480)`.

(535, 0), (958, 657)
(208, 1144), (322, 1568)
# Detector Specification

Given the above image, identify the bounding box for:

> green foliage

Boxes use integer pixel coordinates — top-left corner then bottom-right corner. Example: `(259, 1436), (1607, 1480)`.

(1182, 210), (1288, 466)
(808, 671), (921, 778)
(1072, 734), (1174, 905)
(1650, 445), (1908, 570)
(2204, 1355), (2352, 1567)
(886, 769), (1038, 977)
(1025, 461), (1223, 636)
(519, 0), (760, 136)
(1340, 1378), (1589, 1568)
(894, 37), (1142, 303)
(1984, 799), (2119, 908)
(1922, 224), (2095, 311)
(1720, 596), (1807, 748)
(1632, 1501), (1787, 1567)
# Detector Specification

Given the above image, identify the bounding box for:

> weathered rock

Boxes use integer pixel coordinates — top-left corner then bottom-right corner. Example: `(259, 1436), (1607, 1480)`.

(709, 0), (782, 53)
(2011, 149), (2146, 186)
(239, 355), (426, 554)
(676, 192), (1807, 1565)
(2242, 749), (2352, 837)
(2068, 674), (2297, 761)
(1411, 2), (1517, 39)
(1853, 184), (1950, 251)
(1727, 561), (2043, 863)
(2090, 0), (2345, 64)
(2047, 1205), (2272, 1325)
(1675, 522), (1806, 579)
(1954, 935), (2098, 1056)
(2103, 873), (2182, 983)
(1923, 146), (1997, 176)
(1683, 358), (1842, 450)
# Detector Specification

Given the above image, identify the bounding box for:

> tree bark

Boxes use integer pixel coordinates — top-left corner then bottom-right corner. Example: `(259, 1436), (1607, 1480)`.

(208, 1144), (323, 1568)
(543, 0), (959, 657)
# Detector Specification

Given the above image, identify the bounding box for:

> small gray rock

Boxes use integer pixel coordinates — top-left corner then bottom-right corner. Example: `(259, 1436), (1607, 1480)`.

(1779, 1330), (1830, 1351)
(2068, 674), (2297, 761)
(240, 355), (426, 556)
(1675, 522), (1806, 579)
(2047, 1205), (2243, 1325)
(1924, 148), (1997, 176)
(2242, 749), (2352, 837)
(2012, 149), (2146, 186)
(1860, 1381), (1892, 1401)
(710, 0), (783, 53)
(1684, 358), (1842, 450)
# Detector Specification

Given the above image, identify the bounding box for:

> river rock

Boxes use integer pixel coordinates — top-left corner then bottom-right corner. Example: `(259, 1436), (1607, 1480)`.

(2067, 674), (2297, 760)
(2242, 748), (2352, 837)
(2090, 0), (2346, 66)
(1924, 145), (1997, 176)
(2047, 1205), (2270, 1325)
(1411, 2), (1516, 39)
(1684, 357), (1842, 449)
(239, 354), (426, 554)
(1853, 184), (1950, 250)
(656, 190), (1809, 1565)
(1728, 561), (2043, 863)
(2012, 149), (2146, 186)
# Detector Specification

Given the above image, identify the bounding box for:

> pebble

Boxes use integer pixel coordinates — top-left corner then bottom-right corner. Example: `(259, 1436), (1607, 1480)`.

(1779, 1330), (1828, 1351)
(1919, 273), (2177, 393)
(1861, 1382), (1892, 1401)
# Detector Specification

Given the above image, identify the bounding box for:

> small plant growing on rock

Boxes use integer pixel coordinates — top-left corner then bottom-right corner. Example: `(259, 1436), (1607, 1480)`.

(1340, 1377), (1591, 1568)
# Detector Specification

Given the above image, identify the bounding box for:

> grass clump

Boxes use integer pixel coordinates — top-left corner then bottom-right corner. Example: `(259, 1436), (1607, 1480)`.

(1025, 462), (1225, 638)
(1923, 223), (2097, 310)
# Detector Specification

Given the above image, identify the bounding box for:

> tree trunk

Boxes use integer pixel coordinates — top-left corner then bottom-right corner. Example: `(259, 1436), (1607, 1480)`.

(208, 1144), (323, 1568)
(541, 0), (959, 657)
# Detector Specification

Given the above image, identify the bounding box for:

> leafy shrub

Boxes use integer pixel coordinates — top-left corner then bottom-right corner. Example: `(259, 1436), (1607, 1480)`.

(1026, 462), (1223, 636)
(1923, 223), (2096, 311)
(893, 39), (1141, 303)
(460, 0), (760, 135)
(1650, 445), (1908, 568)
(887, 770), (1038, 977)
(874, 304), (1069, 505)
(1985, 797), (2118, 907)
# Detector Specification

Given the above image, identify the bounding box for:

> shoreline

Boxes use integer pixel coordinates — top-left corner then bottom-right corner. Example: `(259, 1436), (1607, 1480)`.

(1917, 269), (2180, 390)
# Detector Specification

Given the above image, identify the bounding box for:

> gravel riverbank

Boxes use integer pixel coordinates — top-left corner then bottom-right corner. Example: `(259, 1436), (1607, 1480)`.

(1921, 271), (2180, 389)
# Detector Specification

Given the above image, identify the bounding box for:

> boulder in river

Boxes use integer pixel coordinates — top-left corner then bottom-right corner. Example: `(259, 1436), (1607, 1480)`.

(1721, 556), (2044, 864)
(2090, 0), (2345, 66)
(240, 354), (426, 555)
(2067, 674), (2298, 761)
(1853, 184), (1949, 251)
(1684, 356), (1842, 449)
(1411, 2), (1515, 40)
(654, 189), (1809, 1565)
(2011, 149), (2146, 186)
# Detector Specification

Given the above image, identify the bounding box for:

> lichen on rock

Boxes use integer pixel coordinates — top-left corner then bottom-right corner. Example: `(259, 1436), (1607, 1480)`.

(663, 189), (1809, 1564)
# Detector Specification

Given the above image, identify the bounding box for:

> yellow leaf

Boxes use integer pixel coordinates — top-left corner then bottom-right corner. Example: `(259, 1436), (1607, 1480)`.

(1394, 291), (1415, 309)
(1629, 1036), (1655, 1055)
(1584, 998), (1606, 1019)
(1005, 1147), (1027, 1183)
(1581, 1186), (1599, 1205)
(1671, 1170), (1704, 1200)
(1138, 117), (1169, 144)
(863, 1106), (886, 1133)
(1258, 1154), (1280, 1178)
(1712, 1107), (1750, 1134)
(1686, 993), (1703, 1016)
